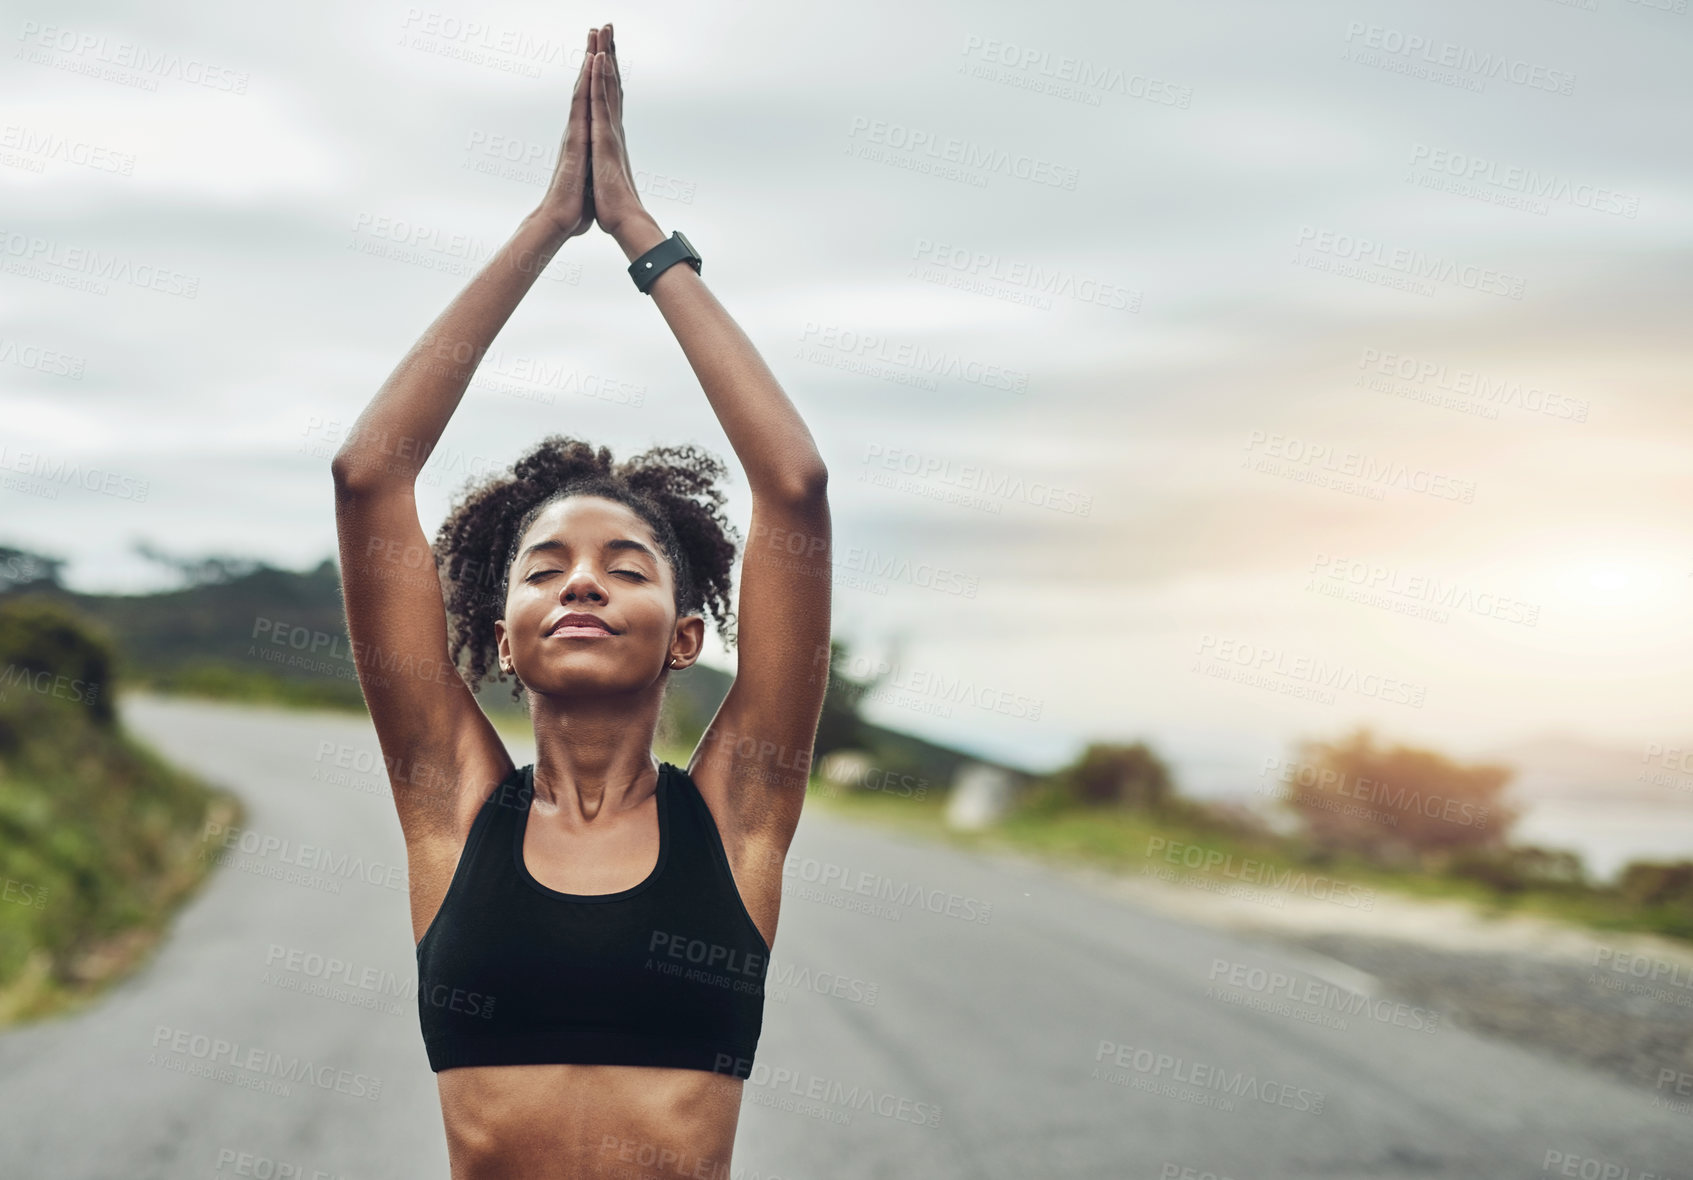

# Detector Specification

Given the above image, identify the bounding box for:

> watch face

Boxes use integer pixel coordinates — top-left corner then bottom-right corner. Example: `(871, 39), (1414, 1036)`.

(674, 231), (697, 259)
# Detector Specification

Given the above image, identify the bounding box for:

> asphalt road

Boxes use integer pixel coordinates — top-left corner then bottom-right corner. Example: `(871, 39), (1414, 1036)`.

(2, 693), (1691, 1179)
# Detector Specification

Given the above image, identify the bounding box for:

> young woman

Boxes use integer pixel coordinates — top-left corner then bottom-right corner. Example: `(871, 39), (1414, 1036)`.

(331, 24), (830, 1178)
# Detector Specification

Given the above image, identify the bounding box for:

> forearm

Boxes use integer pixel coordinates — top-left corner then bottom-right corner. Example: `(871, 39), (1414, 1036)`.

(332, 209), (573, 490)
(613, 214), (827, 500)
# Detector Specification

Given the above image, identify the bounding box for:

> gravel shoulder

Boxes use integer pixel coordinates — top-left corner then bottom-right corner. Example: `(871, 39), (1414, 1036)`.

(1001, 846), (1693, 1093)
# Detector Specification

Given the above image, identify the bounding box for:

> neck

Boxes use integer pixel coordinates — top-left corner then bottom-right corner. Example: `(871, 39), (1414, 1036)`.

(527, 689), (665, 823)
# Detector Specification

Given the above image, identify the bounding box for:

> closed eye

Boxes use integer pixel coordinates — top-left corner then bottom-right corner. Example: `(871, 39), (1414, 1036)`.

(527, 569), (645, 582)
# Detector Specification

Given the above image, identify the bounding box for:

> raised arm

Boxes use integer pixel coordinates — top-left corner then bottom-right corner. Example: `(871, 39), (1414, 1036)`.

(330, 29), (603, 845)
(585, 31), (831, 858)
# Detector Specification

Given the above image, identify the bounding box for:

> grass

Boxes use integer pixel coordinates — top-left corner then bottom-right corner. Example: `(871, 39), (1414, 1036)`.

(0, 684), (243, 1027)
(801, 781), (1693, 945)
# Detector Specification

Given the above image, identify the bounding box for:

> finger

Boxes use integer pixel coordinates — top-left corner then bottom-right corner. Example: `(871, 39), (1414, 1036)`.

(579, 28), (599, 80)
(604, 25), (623, 111)
(592, 51), (613, 122)
(588, 52), (610, 144)
(570, 29), (592, 107)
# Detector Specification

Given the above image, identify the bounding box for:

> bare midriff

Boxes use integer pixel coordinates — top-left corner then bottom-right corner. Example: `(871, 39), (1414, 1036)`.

(436, 1062), (743, 1179)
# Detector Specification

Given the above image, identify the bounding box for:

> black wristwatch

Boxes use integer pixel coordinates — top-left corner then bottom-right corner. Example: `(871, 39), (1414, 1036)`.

(628, 231), (701, 294)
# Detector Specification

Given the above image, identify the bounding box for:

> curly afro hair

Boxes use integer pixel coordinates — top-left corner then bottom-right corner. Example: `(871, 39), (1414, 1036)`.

(432, 434), (741, 700)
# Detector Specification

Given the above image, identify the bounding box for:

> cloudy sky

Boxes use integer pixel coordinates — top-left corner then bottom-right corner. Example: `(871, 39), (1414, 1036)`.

(4, 0), (1691, 786)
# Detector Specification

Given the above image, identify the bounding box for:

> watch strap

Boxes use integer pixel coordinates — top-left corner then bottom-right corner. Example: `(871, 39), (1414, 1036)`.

(628, 231), (701, 294)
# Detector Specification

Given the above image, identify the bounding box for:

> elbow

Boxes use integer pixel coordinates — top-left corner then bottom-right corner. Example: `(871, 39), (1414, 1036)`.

(331, 451), (388, 497)
(782, 463), (829, 504)
(329, 451), (362, 493)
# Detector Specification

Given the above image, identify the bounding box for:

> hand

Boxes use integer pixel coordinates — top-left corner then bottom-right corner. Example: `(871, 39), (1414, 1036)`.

(587, 25), (650, 239)
(536, 27), (600, 239)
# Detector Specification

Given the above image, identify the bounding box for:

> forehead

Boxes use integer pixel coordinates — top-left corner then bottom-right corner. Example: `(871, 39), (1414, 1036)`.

(517, 495), (659, 553)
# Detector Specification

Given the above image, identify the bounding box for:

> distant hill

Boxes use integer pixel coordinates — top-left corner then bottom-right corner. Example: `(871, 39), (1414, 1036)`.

(0, 544), (1025, 789)
(1479, 730), (1693, 808)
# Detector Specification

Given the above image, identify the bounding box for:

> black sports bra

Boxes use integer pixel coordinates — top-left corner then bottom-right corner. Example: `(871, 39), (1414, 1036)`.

(415, 760), (771, 1077)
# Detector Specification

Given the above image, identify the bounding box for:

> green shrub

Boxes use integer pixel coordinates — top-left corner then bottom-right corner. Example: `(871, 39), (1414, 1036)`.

(1052, 741), (1174, 810)
(0, 597), (116, 727)
(1617, 860), (1693, 909)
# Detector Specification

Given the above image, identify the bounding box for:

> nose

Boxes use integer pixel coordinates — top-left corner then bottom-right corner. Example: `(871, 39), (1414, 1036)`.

(559, 564), (606, 604)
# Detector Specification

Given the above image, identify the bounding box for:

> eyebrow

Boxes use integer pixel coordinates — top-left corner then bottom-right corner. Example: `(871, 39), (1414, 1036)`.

(518, 538), (660, 566)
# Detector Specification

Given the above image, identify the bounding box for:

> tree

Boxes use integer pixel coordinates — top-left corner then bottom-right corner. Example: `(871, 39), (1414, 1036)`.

(1056, 741), (1173, 810)
(811, 639), (873, 762)
(131, 540), (259, 587)
(1284, 727), (1518, 864)
(0, 598), (117, 727)
(0, 546), (66, 594)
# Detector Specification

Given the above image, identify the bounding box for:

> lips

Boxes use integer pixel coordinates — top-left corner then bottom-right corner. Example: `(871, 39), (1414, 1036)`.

(548, 612), (616, 636)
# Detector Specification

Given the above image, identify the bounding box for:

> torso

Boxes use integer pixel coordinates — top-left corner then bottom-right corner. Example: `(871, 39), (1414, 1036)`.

(402, 745), (784, 1180)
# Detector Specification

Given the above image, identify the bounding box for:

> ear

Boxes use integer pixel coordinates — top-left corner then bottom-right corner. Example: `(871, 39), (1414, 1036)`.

(494, 617), (511, 673)
(667, 613), (707, 669)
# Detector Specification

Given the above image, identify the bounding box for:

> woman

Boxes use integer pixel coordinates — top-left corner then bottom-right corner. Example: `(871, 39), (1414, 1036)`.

(331, 24), (830, 1178)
